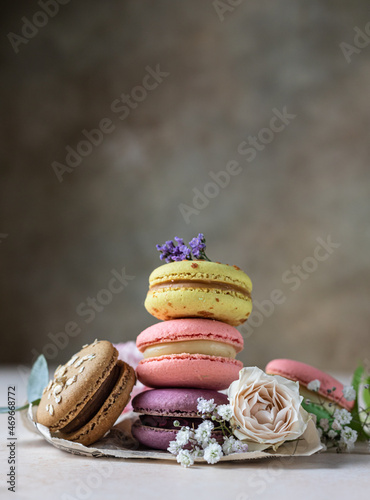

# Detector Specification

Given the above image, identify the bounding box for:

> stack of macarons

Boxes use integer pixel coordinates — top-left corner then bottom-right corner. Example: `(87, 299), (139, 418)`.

(132, 258), (253, 450)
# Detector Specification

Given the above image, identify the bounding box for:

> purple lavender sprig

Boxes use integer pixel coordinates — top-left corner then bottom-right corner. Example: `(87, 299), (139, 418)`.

(156, 238), (191, 263)
(189, 233), (209, 260)
(156, 234), (211, 263)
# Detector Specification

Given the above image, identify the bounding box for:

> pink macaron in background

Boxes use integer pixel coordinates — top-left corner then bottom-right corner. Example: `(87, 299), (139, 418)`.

(265, 358), (355, 412)
(136, 318), (244, 390)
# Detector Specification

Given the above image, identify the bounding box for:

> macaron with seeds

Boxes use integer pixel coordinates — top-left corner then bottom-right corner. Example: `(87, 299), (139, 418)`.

(36, 340), (136, 446)
(136, 318), (244, 390)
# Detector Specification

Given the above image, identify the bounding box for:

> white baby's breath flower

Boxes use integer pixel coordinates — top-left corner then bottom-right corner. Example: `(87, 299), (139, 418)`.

(319, 418), (329, 432)
(195, 420), (214, 446)
(233, 440), (248, 453)
(203, 442), (223, 464)
(222, 435), (248, 455)
(339, 426), (358, 451)
(222, 435), (237, 455)
(307, 379), (321, 392)
(197, 397), (216, 414)
(333, 408), (352, 426)
(332, 419), (342, 431)
(192, 446), (204, 458)
(167, 440), (181, 455)
(176, 427), (191, 446)
(176, 449), (195, 468)
(216, 404), (233, 421)
(327, 429), (338, 440)
(342, 385), (356, 402)
(317, 427), (323, 438)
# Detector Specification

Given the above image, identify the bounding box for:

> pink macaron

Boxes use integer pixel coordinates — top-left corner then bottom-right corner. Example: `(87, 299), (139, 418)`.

(136, 318), (244, 390)
(265, 358), (354, 411)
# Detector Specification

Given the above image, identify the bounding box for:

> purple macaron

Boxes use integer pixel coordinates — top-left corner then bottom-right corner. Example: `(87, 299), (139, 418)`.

(131, 388), (228, 450)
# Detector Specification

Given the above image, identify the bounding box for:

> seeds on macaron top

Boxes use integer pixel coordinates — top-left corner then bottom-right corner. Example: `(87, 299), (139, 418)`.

(37, 340), (136, 446)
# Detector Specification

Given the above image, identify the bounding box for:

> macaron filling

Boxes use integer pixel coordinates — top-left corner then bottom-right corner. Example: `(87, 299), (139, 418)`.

(57, 361), (122, 435)
(299, 386), (341, 412)
(142, 340), (237, 359)
(139, 414), (202, 430)
(149, 279), (251, 298)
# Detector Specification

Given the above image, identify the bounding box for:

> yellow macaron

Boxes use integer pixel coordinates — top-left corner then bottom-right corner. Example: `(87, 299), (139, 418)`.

(144, 260), (252, 326)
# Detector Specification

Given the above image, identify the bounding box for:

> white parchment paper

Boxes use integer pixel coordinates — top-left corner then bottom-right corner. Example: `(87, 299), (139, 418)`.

(26, 404), (323, 462)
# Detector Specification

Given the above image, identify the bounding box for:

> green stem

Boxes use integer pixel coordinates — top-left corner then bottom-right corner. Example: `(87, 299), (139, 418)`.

(0, 399), (40, 414)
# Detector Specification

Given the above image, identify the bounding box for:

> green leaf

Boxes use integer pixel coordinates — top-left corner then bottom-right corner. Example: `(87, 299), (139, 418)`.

(0, 403), (28, 413)
(0, 356), (47, 414)
(302, 401), (333, 422)
(351, 364), (364, 394)
(363, 376), (370, 409)
(27, 355), (49, 403)
(350, 363), (369, 440)
(350, 405), (367, 440)
(0, 398), (41, 414)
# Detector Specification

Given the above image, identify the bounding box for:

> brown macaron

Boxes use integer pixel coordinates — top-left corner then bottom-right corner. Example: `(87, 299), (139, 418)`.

(36, 340), (136, 446)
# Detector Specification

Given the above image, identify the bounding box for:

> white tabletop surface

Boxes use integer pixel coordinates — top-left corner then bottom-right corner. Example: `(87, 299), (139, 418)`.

(1, 367), (369, 500)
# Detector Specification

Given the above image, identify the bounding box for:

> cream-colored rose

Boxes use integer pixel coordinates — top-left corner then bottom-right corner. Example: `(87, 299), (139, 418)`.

(228, 367), (310, 451)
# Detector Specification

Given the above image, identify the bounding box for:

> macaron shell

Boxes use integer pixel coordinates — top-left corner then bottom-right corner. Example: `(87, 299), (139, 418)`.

(145, 260), (252, 326)
(132, 387), (228, 417)
(131, 421), (224, 451)
(58, 361), (136, 446)
(136, 318), (244, 353)
(148, 260), (252, 289)
(265, 358), (354, 411)
(37, 340), (118, 430)
(131, 421), (177, 450)
(145, 287), (252, 327)
(136, 354), (243, 390)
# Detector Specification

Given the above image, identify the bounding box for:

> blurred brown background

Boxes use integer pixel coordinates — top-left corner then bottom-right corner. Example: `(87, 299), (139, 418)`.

(1, 0), (369, 371)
